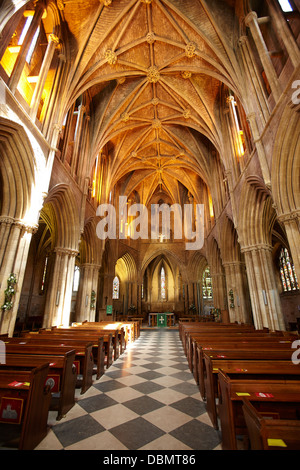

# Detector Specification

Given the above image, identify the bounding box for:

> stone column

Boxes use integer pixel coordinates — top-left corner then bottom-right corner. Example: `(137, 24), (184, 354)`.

(137, 270), (143, 315)
(247, 112), (271, 187)
(30, 33), (60, 119)
(223, 261), (252, 324)
(245, 11), (282, 102)
(0, 218), (38, 336)
(98, 273), (114, 320)
(43, 247), (78, 328)
(8, 5), (45, 93)
(242, 244), (285, 330)
(238, 35), (270, 126)
(224, 170), (239, 228)
(71, 104), (86, 176)
(210, 271), (227, 312)
(75, 263), (100, 323)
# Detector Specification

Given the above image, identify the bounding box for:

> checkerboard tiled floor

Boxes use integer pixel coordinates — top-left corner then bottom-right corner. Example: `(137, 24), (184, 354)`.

(36, 329), (222, 450)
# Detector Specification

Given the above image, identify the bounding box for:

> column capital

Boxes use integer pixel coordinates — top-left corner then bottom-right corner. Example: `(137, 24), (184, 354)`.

(241, 243), (273, 254)
(277, 210), (300, 223)
(54, 247), (79, 257)
(245, 11), (258, 27)
(0, 216), (38, 233)
(48, 33), (60, 45)
(223, 261), (246, 268)
(81, 263), (102, 270)
(0, 216), (15, 226)
(238, 35), (248, 47)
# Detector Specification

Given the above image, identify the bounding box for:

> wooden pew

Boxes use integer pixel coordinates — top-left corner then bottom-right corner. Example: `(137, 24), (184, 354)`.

(77, 321), (127, 355)
(0, 364), (51, 450)
(80, 322), (130, 352)
(217, 369), (300, 450)
(91, 320), (139, 342)
(188, 332), (290, 373)
(45, 328), (113, 369)
(184, 326), (286, 359)
(52, 325), (121, 362)
(126, 319), (142, 338)
(2, 348), (77, 421)
(203, 354), (300, 429)
(242, 398), (300, 450)
(24, 330), (108, 377)
(3, 338), (94, 394)
(179, 322), (255, 345)
(183, 326), (262, 360)
(195, 339), (296, 398)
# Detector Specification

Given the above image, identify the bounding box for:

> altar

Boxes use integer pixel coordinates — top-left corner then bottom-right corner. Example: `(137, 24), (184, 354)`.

(148, 312), (175, 327)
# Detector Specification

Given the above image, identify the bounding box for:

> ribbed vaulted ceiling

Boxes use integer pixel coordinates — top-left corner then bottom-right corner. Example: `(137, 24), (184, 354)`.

(59, 0), (242, 204)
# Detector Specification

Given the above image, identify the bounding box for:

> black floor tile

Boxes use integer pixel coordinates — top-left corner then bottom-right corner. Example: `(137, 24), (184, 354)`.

(109, 417), (165, 450)
(170, 397), (207, 417)
(122, 395), (165, 415)
(78, 394), (118, 413)
(52, 415), (106, 448)
(170, 419), (221, 450)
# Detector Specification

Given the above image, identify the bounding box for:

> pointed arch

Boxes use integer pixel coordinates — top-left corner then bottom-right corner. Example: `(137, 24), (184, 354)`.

(80, 217), (103, 265)
(43, 183), (80, 251)
(272, 106), (300, 216)
(219, 215), (242, 264)
(238, 180), (276, 248)
(0, 117), (36, 221)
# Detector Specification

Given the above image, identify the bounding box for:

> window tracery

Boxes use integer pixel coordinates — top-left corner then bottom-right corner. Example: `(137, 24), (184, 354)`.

(279, 248), (299, 292)
(113, 276), (120, 299)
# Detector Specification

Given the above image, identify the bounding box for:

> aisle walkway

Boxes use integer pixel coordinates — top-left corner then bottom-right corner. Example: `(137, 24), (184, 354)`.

(37, 329), (222, 450)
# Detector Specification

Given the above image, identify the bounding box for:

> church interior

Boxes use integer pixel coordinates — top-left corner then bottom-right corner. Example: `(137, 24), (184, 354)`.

(0, 0), (300, 452)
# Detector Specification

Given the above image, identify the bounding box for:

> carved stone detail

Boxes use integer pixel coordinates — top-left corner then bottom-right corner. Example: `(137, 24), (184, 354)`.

(147, 66), (160, 83)
(105, 49), (117, 65)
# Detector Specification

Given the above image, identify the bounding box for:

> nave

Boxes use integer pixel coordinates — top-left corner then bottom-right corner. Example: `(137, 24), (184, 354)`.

(36, 329), (222, 451)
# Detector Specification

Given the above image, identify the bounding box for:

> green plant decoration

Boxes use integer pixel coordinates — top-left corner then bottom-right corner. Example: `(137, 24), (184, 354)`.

(211, 307), (221, 320)
(90, 290), (96, 309)
(229, 289), (234, 308)
(1, 273), (17, 311)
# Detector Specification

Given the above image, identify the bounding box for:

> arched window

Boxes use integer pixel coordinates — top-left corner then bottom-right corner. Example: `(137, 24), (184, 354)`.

(160, 266), (166, 300)
(0, 6), (61, 121)
(279, 248), (299, 292)
(202, 267), (213, 299)
(73, 266), (80, 292)
(112, 276), (120, 299)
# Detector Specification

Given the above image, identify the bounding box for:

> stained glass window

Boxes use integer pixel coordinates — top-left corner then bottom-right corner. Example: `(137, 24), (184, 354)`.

(161, 267), (166, 300)
(73, 266), (80, 292)
(113, 276), (119, 299)
(279, 248), (299, 292)
(202, 267), (213, 299)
